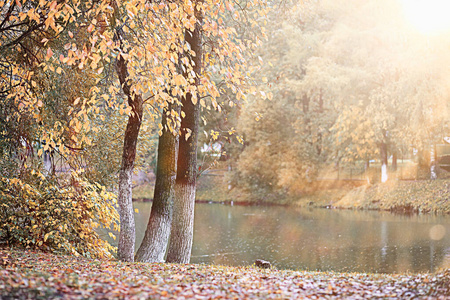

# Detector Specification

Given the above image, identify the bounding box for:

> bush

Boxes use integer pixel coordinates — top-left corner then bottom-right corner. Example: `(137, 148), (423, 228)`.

(0, 171), (119, 259)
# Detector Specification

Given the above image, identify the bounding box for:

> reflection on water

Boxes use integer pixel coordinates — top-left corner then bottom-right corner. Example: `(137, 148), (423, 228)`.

(120, 202), (450, 273)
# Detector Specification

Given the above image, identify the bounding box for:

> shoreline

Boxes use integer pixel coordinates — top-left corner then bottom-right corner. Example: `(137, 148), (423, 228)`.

(133, 178), (450, 215)
(1, 249), (449, 299)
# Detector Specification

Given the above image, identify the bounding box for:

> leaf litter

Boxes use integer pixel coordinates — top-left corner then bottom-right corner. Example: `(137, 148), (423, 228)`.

(0, 249), (449, 299)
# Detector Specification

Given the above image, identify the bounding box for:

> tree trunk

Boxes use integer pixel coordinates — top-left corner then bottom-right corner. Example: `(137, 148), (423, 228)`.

(380, 139), (388, 183)
(364, 159), (370, 184)
(430, 143), (437, 180)
(116, 53), (143, 262)
(392, 148), (398, 171)
(335, 158), (340, 180)
(316, 92), (323, 156)
(166, 7), (203, 264)
(135, 103), (179, 262)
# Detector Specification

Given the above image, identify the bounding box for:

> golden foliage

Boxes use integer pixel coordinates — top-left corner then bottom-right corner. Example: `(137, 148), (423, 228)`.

(0, 171), (119, 259)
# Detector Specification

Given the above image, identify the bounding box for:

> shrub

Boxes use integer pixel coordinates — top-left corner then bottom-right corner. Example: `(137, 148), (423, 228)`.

(0, 171), (119, 259)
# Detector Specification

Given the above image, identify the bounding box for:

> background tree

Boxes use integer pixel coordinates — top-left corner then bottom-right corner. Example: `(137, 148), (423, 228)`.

(231, 0), (450, 198)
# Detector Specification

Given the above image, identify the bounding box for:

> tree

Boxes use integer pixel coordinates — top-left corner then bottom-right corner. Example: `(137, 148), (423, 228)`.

(115, 47), (144, 262)
(232, 0), (450, 197)
(165, 1), (203, 264)
(0, 0), (123, 257)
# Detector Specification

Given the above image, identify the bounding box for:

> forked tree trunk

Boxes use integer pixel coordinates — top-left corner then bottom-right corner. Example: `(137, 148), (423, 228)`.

(166, 7), (203, 264)
(116, 53), (143, 262)
(135, 104), (179, 262)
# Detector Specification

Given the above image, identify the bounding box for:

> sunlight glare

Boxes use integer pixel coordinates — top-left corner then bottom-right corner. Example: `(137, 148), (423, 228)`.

(401, 0), (450, 34)
(429, 225), (446, 240)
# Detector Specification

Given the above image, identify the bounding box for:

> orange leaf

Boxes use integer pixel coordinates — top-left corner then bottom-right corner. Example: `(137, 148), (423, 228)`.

(46, 47), (53, 60)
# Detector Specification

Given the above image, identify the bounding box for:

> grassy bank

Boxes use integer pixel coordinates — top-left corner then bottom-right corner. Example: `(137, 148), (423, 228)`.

(332, 179), (450, 213)
(195, 171), (450, 214)
(1, 249), (449, 299)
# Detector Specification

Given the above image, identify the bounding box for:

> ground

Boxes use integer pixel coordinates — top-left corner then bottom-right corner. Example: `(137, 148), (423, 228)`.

(1, 249), (449, 299)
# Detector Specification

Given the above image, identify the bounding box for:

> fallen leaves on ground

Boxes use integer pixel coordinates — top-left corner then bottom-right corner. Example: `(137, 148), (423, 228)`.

(0, 249), (449, 299)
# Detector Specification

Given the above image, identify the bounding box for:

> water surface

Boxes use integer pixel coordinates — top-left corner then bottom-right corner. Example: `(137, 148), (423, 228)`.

(119, 203), (450, 273)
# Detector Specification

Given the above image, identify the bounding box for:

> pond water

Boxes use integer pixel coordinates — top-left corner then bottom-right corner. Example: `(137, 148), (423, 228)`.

(109, 203), (450, 274)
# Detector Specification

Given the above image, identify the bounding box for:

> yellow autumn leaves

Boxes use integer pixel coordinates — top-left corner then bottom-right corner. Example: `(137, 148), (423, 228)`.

(0, 172), (119, 259)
